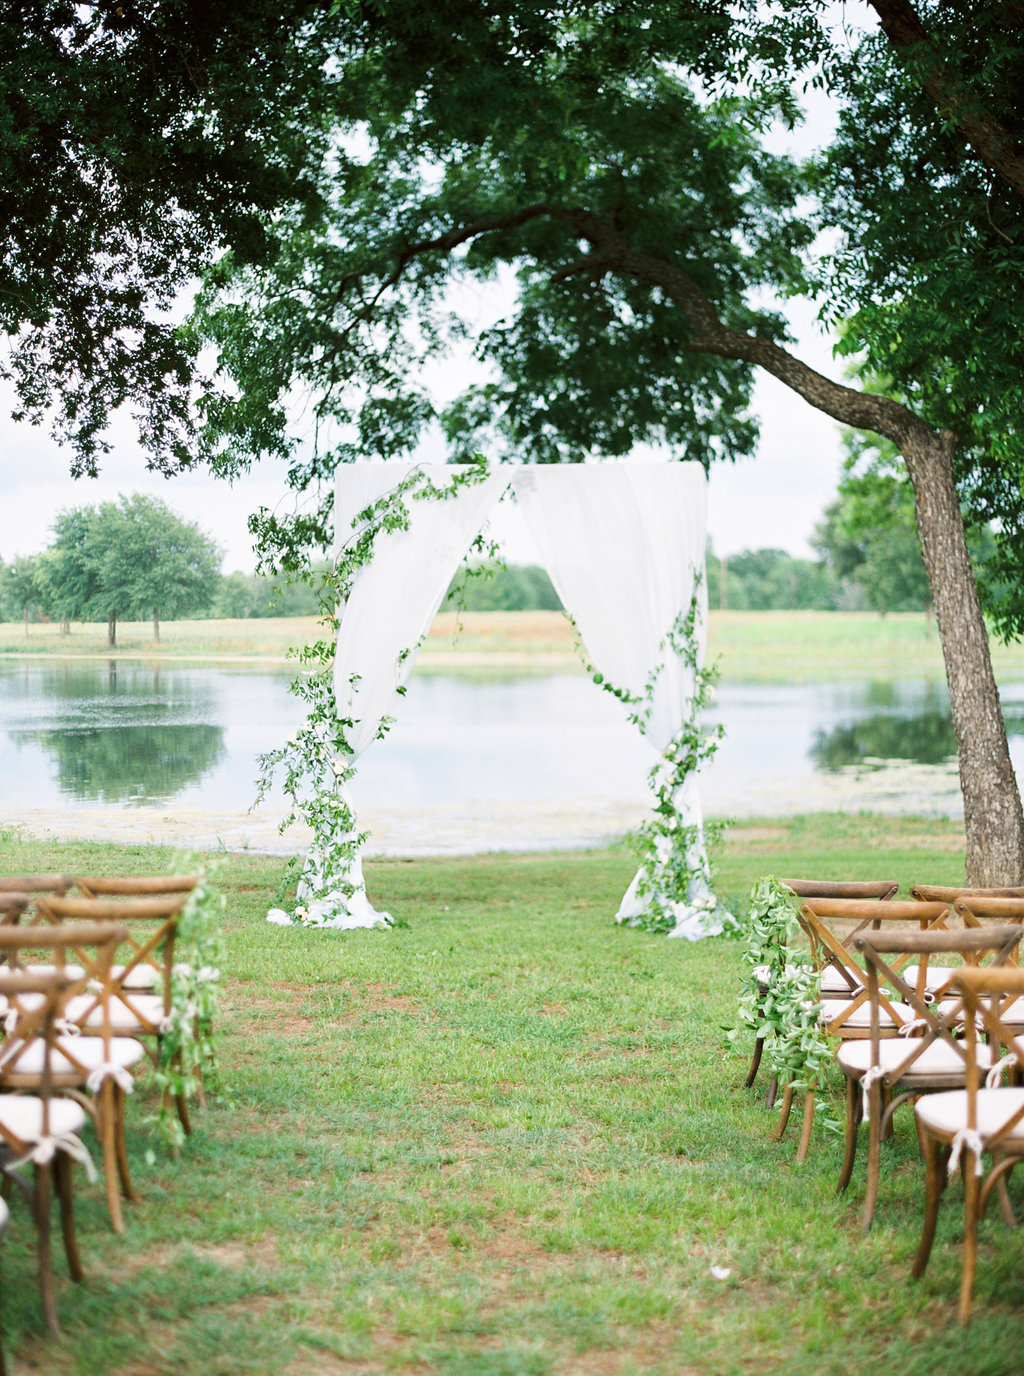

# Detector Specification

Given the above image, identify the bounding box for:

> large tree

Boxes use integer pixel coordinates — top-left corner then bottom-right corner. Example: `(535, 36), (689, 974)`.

(1, 0), (332, 470)
(190, 2), (1024, 882)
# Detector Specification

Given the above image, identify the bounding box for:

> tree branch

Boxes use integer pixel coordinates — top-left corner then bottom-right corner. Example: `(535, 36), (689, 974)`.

(550, 207), (931, 452)
(867, 0), (1024, 199)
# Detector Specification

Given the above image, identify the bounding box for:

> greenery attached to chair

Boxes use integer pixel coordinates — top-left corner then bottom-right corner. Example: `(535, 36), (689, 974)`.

(731, 876), (836, 1125)
(150, 872), (225, 1149)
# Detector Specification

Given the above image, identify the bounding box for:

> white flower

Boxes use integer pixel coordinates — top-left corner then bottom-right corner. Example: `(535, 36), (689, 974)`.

(710, 1265), (732, 1281)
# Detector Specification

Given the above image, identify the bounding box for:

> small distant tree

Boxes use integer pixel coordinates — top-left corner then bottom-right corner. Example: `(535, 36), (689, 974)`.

(442, 562), (562, 613)
(46, 495), (222, 646)
(4, 556), (42, 637)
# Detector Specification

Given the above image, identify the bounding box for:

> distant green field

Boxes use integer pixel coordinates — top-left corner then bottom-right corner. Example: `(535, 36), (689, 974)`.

(4, 608), (1024, 685)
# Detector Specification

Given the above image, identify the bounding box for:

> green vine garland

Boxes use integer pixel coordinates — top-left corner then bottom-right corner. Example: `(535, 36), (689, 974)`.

(259, 460), (495, 929)
(729, 876), (838, 1127)
(589, 576), (732, 937)
(150, 867), (226, 1149)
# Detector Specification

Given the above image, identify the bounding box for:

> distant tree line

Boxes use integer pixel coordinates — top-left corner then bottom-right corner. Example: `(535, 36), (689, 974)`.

(0, 471), (986, 634)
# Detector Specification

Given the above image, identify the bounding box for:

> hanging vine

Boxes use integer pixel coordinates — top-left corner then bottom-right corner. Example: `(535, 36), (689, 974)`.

(729, 876), (838, 1129)
(258, 460), (495, 929)
(588, 574), (731, 936)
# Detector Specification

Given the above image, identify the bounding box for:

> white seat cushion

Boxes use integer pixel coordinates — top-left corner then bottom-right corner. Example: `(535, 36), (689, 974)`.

(820, 999), (915, 1029)
(0, 1094), (87, 1146)
(902, 964), (961, 993)
(821, 967), (866, 995)
(915, 1087), (1024, 1145)
(837, 1037), (989, 1082)
(63, 992), (165, 1033)
(111, 964), (159, 991)
(22, 962), (86, 982)
(1, 1035), (145, 1078)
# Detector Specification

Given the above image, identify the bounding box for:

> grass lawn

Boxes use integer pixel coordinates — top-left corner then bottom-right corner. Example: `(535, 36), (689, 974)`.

(2, 814), (1020, 1376)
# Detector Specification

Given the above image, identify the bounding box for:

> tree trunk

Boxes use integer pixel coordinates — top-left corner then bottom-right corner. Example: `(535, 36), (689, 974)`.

(61, 617), (70, 636)
(152, 610), (160, 644)
(904, 430), (1024, 884)
(107, 614), (116, 648)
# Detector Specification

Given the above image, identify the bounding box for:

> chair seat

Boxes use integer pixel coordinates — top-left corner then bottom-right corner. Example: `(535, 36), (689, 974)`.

(0, 1094), (88, 1146)
(820, 998), (915, 1029)
(915, 1087), (1024, 1145)
(9, 961), (157, 990)
(902, 963), (961, 993)
(837, 1037), (989, 1082)
(64, 991), (166, 1033)
(1, 1034), (145, 1079)
(820, 967), (866, 995)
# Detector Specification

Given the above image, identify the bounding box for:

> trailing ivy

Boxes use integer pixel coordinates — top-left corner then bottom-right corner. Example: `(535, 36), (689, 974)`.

(729, 875), (838, 1130)
(150, 867), (226, 1150)
(589, 575), (732, 937)
(258, 460), (495, 929)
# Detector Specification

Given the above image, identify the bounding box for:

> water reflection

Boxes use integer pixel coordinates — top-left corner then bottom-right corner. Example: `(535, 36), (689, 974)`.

(4, 660), (1024, 823)
(2, 660), (238, 807)
(809, 699), (1024, 773)
(31, 724), (226, 803)
(811, 710), (957, 770)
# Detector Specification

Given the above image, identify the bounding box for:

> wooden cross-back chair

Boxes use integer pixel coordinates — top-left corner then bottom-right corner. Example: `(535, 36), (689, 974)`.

(32, 881), (203, 1134)
(0, 920), (140, 1234)
(743, 879), (900, 1107)
(775, 898), (953, 1162)
(0, 965), (95, 1335)
(841, 925), (1022, 1231)
(913, 966), (1024, 1324)
(899, 891), (1024, 997)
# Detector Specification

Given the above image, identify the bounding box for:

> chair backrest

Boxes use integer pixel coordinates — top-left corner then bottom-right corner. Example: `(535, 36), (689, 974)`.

(0, 875), (71, 897)
(0, 969), (74, 1151)
(73, 875), (202, 899)
(854, 925), (1023, 1081)
(954, 896), (1024, 968)
(32, 893), (193, 1028)
(0, 894), (29, 945)
(954, 966), (1024, 1146)
(911, 884), (1024, 904)
(781, 878), (899, 901)
(0, 922), (127, 1089)
(798, 899), (952, 1035)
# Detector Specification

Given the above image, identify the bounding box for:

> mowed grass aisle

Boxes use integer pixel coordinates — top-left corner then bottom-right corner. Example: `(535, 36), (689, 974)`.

(2, 818), (1021, 1375)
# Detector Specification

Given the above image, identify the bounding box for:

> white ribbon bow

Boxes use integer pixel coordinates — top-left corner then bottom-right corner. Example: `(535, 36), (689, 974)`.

(11, 1132), (97, 1183)
(985, 1052), (1021, 1089)
(861, 1065), (886, 1118)
(85, 1062), (135, 1095)
(948, 1127), (985, 1177)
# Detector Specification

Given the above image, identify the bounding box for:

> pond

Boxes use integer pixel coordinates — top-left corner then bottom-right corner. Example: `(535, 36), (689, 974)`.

(2, 659), (1023, 853)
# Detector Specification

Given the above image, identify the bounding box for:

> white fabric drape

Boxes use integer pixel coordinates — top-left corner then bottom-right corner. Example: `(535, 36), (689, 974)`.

(274, 464), (507, 928)
(513, 464), (724, 938)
